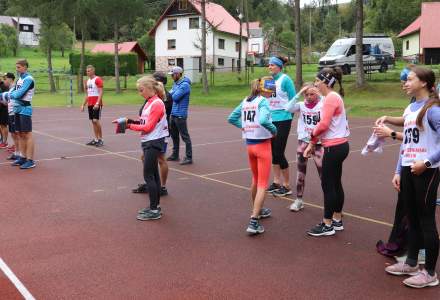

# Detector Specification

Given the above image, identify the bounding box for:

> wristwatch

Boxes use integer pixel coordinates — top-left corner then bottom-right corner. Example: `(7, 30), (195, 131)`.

(390, 131), (397, 140)
(424, 159), (432, 168)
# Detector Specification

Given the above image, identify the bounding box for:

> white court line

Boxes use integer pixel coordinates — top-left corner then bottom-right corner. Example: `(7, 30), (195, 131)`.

(0, 257), (35, 300)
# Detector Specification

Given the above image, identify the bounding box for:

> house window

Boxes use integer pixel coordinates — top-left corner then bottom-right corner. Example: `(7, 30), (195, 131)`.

(178, 0), (188, 10)
(218, 39), (225, 50)
(168, 19), (177, 30)
(235, 42), (240, 52)
(19, 24), (33, 32)
(168, 59), (176, 66)
(189, 17), (199, 29)
(218, 58), (224, 66)
(168, 39), (176, 50)
(406, 40), (409, 50)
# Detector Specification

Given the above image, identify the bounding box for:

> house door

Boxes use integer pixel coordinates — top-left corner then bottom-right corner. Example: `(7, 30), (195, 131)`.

(177, 58), (184, 69)
(425, 48), (440, 65)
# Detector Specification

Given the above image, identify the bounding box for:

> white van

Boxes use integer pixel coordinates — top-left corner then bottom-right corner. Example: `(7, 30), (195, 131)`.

(318, 35), (395, 75)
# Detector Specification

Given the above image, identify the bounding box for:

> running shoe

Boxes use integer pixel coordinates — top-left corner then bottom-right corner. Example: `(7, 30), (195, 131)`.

(307, 222), (335, 237)
(272, 186), (292, 197)
(246, 218), (264, 235)
(332, 219), (344, 231)
(403, 270), (439, 288)
(436, 198), (440, 206)
(132, 183), (148, 193)
(86, 139), (97, 146)
(258, 207), (272, 218)
(138, 206), (162, 214)
(95, 139), (104, 147)
(11, 156), (26, 166)
(385, 262), (419, 276)
(180, 157), (193, 165)
(137, 209), (162, 220)
(290, 199), (304, 211)
(6, 145), (15, 152)
(0, 142), (8, 149)
(160, 186), (168, 196)
(20, 159), (36, 169)
(266, 182), (281, 193)
(7, 154), (18, 161)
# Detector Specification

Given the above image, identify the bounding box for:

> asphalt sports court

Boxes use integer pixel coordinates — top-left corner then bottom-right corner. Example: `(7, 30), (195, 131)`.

(0, 106), (439, 299)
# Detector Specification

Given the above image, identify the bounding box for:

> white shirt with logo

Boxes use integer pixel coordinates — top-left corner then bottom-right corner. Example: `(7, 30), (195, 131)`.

(269, 74), (289, 111)
(241, 96), (273, 140)
(401, 104), (440, 168)
(297, 100), (323, 141)
(140, 99), (169, 143)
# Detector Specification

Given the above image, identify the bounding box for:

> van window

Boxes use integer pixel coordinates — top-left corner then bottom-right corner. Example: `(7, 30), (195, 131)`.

(363, 44), (371, 55)
(327, 44), (348, 56)
(346, 45), (355, 56)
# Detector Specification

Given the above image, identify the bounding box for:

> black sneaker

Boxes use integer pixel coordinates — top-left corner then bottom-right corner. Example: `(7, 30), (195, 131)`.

(95, 139), (104, 147)
(246, 218), (264, 235)
(332, 219), (344, 231)
(167, 155), (179, 161)
(266, 182), (281, 193)
(272, 186), (292, 197)
(160, 186), (168, 196)
(258, 207), (272, 219)
(180, 157), (193, 165)
(132, 183), (148, 193)
(86, 139), (97, 146)
(307, 222), (335, 237)
(137, 208), (162, 220)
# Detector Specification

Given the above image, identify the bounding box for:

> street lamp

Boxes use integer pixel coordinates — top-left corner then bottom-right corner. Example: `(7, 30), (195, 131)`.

(238, 12), (243, 73)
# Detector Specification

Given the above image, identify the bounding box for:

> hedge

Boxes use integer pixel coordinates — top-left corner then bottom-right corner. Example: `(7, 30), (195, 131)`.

(69, 52), (138, 76)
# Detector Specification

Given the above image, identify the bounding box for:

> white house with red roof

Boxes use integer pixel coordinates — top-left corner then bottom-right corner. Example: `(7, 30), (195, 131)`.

(149, 0), (248, 73)
(398, 2), (440, 64)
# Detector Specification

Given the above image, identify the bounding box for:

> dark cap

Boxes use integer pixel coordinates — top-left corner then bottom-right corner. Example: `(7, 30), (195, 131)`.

(3, 72), (15, 80)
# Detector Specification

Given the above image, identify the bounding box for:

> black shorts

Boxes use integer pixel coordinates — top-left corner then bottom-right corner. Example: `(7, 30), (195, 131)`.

(15, 114), (32, 132)
(0, 105), (8, 126)
(88, 105), (102, 120)
(8, 115), (15, 133)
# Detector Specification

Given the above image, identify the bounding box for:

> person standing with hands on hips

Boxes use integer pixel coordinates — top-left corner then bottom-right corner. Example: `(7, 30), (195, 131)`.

(81, 65), (104, 147)
(266, 56), (296, 197)
(167, 66), (193, 165)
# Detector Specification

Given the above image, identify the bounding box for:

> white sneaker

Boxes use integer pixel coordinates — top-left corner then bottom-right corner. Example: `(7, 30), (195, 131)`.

(290, 199), (304, 212)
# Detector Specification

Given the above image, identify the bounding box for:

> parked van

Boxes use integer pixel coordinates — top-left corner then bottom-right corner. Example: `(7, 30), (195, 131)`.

(318, 35), (395, 75)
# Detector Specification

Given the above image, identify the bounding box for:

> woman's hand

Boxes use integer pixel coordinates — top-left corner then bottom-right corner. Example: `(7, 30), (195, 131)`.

(375, 115), (388, 126)
(303, 143), (315, 158)
(392, 174), (401, 192)
(411, 161), (427, 176)
(373, 125), (393, 138)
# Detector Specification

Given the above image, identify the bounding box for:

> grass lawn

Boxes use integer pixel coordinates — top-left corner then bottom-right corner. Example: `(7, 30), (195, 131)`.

(1, 48), (439, 117)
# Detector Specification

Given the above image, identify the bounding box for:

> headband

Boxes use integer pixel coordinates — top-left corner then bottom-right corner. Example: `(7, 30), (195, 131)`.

(317, 72), (336, 88)
(269, 57), (284, 68)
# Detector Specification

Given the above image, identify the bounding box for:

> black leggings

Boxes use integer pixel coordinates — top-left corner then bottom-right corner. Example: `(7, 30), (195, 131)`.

(271, 119), (292, 169)
(401, 166), (439, 273)
(321, 142), (349, 219)
(142, 138), (165, 210)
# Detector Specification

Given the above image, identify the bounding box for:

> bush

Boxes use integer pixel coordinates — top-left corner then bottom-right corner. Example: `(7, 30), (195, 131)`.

(69, 52), (138, 76)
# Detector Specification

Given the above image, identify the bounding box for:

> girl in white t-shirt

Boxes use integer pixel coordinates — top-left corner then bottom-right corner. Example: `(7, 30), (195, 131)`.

(285, 83), (324, 212)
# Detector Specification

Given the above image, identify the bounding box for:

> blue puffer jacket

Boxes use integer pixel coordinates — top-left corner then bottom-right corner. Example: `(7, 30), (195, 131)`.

(170, 76), (191, 118)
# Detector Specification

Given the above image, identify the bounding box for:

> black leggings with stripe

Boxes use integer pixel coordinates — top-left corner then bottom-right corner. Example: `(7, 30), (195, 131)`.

(271, 119), (292, 169)
(401, 166), (439, 273)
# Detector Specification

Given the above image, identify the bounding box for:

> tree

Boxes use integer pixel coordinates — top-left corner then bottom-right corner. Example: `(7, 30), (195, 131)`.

(102, 0), (143, 94)
(355, 0), (365, 87)
(293, 0), (302, 90)
(55, 23), (74, 57)
(0, 24), (17, 56)
(200, 0), (209, 94)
